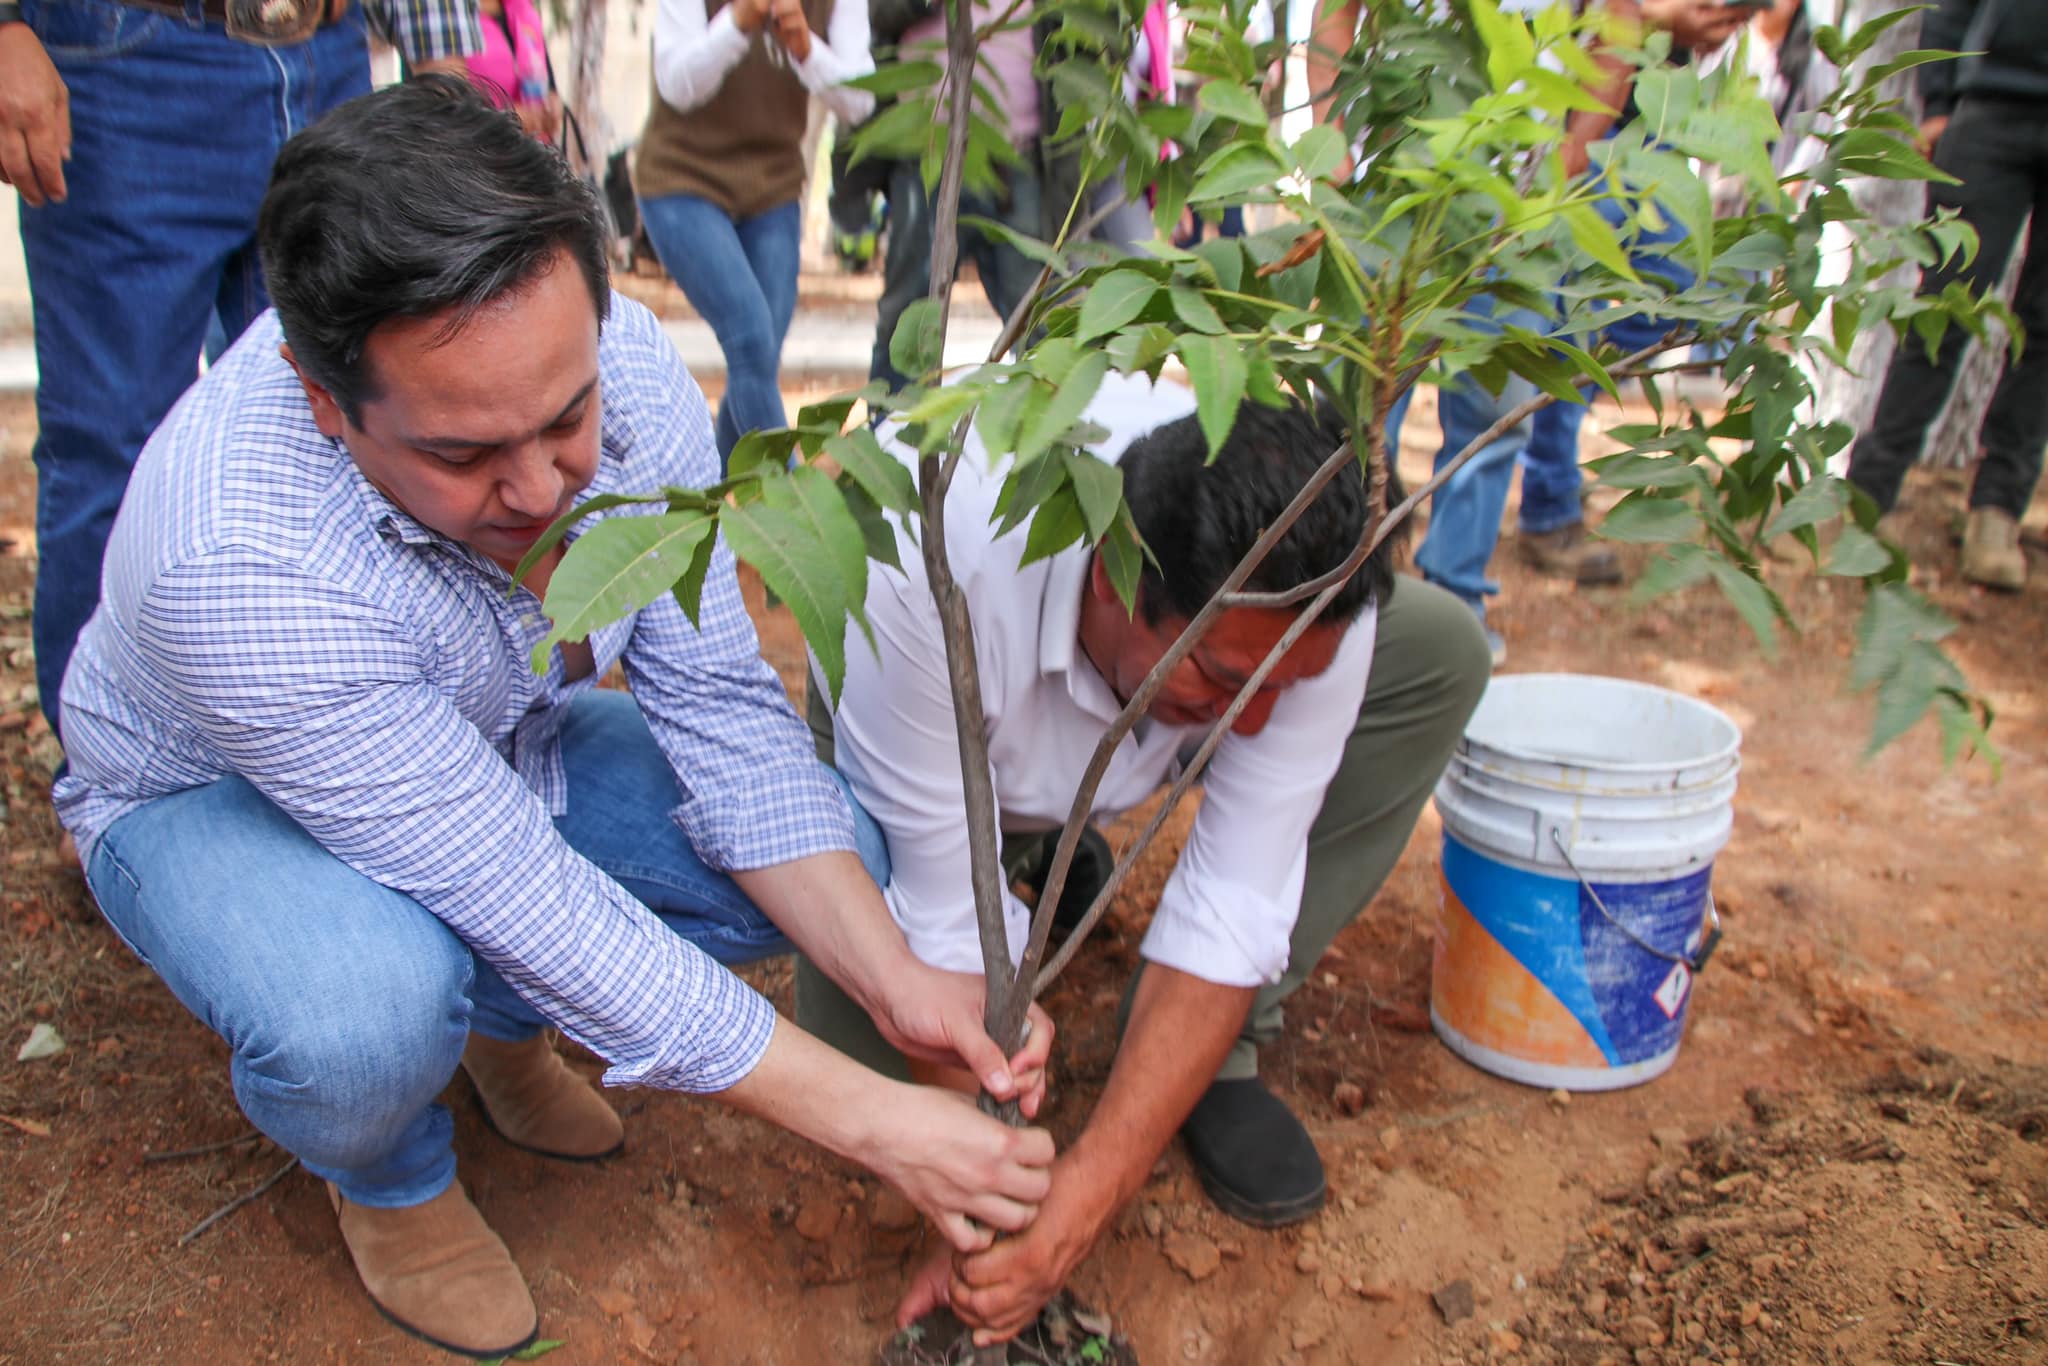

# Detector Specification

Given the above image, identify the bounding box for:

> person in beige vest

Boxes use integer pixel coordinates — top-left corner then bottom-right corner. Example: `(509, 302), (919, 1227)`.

(636, 0), (875, 465)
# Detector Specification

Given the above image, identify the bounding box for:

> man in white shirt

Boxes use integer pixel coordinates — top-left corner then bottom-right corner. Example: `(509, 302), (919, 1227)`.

(802, 374), (1491, 1337)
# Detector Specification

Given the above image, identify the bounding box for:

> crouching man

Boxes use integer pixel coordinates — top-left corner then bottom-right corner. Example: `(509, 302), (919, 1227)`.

(52, 78), (1052, 1360)
(802, 375), (1492, 1339)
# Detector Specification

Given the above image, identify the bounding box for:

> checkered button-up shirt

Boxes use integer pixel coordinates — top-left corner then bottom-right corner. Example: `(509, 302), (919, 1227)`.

(55, 298), (855, 1094)
(367, 0), (486, 64)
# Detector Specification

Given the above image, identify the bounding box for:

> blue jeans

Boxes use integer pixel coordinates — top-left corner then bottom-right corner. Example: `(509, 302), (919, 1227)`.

(638, 193), (802, 463)
(20, 0), (372, 738)
(82, 691), (890, 1209)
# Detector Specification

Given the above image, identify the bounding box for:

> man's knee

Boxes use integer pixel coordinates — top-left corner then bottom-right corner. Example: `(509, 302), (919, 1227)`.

(1383, 577), (1494, 727)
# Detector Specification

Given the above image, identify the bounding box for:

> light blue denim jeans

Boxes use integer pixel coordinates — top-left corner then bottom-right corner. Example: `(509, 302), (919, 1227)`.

(82, 691), (890, 1209)
(637, 193), (803, 464)
(19, 0), (373, 738)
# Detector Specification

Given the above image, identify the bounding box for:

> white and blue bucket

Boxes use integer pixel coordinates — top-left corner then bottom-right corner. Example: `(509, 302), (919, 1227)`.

(1431, 674), (1741, 1091)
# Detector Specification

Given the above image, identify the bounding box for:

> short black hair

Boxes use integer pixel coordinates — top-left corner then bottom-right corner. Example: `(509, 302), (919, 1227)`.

(1117, 398), (1396, 627)
(258, 76), (610, 424)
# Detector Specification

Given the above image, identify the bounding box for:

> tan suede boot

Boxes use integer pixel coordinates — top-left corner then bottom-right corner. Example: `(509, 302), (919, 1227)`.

(328, 1182), (537, 1359)
(462, 1030), (624, 1160)
(1960, 507), (2027, 591)
(1516, 522), (1624, 585)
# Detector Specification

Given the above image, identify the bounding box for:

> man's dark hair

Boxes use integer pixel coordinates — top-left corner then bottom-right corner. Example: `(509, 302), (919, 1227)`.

(1117, 397), (1397, 627)
(258, 76), (611, 424)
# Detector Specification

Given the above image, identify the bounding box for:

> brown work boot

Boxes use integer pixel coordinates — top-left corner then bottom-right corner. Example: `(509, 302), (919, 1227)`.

(462, 1030), (624, 1161)
(329, 1182), (537, 1359)
(1960, 506), (2026, 591)
(1516, 521), (1624, 585)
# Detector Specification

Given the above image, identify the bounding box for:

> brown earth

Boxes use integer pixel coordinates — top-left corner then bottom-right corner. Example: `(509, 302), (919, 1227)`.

(1, 292), (2045, 1365)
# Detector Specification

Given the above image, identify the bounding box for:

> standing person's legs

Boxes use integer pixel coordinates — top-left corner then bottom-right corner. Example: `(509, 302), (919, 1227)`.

(638, 193), (793, 460)
(21, 4), (370, 736)
(1177, 576), (1489, 1222)
(1410, 372), (1536, 628)
(733, 199), (804, 447)
(1966, 146), (2048, 520)
(1517, 394), (1590, 535)
(1847, 99), (2037, 514)
(963, 161), (1046, 336)
(871, 160), (936, 392)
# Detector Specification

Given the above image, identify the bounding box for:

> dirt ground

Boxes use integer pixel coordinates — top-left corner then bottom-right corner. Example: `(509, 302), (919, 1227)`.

(1, 281), (2045, 1365)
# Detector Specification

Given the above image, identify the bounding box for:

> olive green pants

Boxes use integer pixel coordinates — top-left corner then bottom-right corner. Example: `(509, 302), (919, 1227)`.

(795, 574), (1492, 1084)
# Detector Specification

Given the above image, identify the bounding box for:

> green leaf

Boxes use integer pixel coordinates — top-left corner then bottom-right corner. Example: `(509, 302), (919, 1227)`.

(825, 428), (917, 515)
(1850, 582), (1956, 692)
(535, 510), (716, 670)
(1597, 494), (1700, 544)
(1188, 143), (1287, 203)
(959, 214), (1069, 272)
(1020, 483), (1088, 566)
(1705, 556), (1785, 658)
(1291, 124), (1347, 181)
(1760, 475), (1847, 541)
(1562, 203), (1640, 283)
(1632, 543), (1714, 601)
(1062, 450), (1124, 542)
(845, 60), (942, 97)
(509, 491), (670, 593)
(1825, 524), (1893, 577)
(1169, 286), (1226, 336)
(1018, 351), (1110, 460)
(841, 480), (904, 574)
(1076, 270), (1159, 342)
(1096, 506), (1147, 615)
(1178, 333), (1248, 458)
(668, 528), (717, 629)
(1197, 79), (1270, 127)
(1591, 452), (1701, 491)
(976, 374), (1039, 456)
(890, 297), (946, 379)
(721, 468), (870, 702)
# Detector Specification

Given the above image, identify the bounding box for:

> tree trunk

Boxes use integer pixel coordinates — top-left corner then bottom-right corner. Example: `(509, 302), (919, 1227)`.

(1813, 0), (2015, 469)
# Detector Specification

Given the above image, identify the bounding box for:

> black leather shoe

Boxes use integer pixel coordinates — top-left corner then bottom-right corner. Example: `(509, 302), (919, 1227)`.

(1181, 1077), (1326, 1227)
(1017, 824), (1114, 937)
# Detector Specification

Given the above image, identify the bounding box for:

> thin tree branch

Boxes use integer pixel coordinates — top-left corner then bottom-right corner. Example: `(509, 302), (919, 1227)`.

(175, 1156), (299, 1248)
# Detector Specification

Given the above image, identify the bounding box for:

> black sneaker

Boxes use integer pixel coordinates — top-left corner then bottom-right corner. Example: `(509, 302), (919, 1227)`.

(1180, 1077), (1326, 1227)
(1015, 824), (1114, 938)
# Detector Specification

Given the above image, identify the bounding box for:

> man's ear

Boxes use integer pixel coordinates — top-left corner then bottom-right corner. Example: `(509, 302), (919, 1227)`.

(279, 344), (348, 441)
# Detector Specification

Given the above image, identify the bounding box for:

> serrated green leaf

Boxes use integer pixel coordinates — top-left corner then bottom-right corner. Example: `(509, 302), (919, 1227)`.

(1850, 582), (1956, 692)
(825, 428), (917, 515)
(1188, 143), (1287, 203)
(1191, 237), (1244, 292)
(1197, 79), (1269, 127)
(992, 447), (1066, 537)
(1825, 524), (1894, 577)
(1169, 286), (1226, 336)
(1076, 270), (1158, 342)
(845, 60), (942, 97)
(1020, 482), (1088, 566)
(1761, 474), (1848, 541)
(510, 491), (670, 593)
(890, 297), (946, 379)
(1292, 124), (1346, 181)
(975, 374), (1038, 456)
(721, 470), (868, 702)
(1597, 494), (1700, 543)
(1062, 450), (1124, 542)
(1179, 333), (1247, 458)
(1562, 203), (1640, 283)
(1018, 352), (1110, 461)
(840, 480), (904, 574)
(959, 214), (1069, 272)
(1705, 556), (1785, 658)
(1591, 452), (1700, 491)
(1632, 543), (1714, 601)
(1097, 506), (1147, 616)
(535, 510), (717, 670)
(669, 528), (717, 629)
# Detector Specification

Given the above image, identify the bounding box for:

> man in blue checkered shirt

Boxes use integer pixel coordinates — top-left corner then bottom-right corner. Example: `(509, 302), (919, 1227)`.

(51, 79), (1053, 1359)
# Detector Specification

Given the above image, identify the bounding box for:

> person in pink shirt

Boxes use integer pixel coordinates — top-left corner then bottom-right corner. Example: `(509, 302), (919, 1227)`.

(463, 0), (561, 142)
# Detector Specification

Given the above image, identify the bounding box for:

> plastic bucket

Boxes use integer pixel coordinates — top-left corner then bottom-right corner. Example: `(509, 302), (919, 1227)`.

(1430, 674), (1741, 1091)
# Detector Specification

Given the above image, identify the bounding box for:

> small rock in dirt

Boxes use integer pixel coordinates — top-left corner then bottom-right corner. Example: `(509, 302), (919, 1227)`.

(1140, 1202), (1165, 1238)
(1712, 1171), (1759, 1195)
(793, 1200), (842, 1242)
(1740, 1301), (1762, 1327)
(1333, 1080), (1369, 1116)
(1296, 1247), (1324, 1274)
(16, 1023), (63, 1061)
(623, 1309), (658, 1354)
(1356, 1278), (1397, 1302)
(1757, 1310), (1775, 1332)
(1378, 1125), (1403, 1153)
(1490, 1327), (1525, 1356)
(1583, 1291), (1609, 1320)
(1318, 1272), (1346, 1301)
(867, 1188), (918, 1232)
(1291, 1321), (1329, 1351)
(593, 1287), (638, 1318)
(1548, 1088), (1571, 1107)
(1163, 1232), (1222, 1282)
(1652, 1126), (1690, 1152)
(1432, 1279), (1476, 1324)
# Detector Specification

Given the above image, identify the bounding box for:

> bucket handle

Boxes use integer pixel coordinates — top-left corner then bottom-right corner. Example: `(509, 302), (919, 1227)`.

(1548, 829), (1723, 973)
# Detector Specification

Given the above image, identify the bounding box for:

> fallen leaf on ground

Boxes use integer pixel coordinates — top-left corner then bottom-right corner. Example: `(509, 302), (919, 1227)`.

(16, 1023), (63, 1061)
(0, 1113), (51, 1136)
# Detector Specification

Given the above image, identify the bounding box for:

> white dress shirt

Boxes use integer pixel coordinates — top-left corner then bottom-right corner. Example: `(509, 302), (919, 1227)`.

(654, 0), (877, 126)
(830, 374), (1377, 990)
